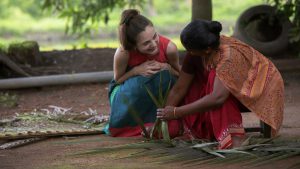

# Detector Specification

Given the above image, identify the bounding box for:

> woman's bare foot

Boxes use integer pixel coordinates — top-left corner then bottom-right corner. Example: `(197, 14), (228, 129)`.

(232, 136), (247, 148)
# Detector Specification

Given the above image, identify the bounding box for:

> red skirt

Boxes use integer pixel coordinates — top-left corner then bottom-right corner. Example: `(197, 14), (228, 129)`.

(168, 69), (245, 149)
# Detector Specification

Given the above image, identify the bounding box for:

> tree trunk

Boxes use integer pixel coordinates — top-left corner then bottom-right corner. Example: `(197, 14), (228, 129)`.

(146, 0), (157, 16)
(172, 0), (180, 11)
(192, 0), (212, 21)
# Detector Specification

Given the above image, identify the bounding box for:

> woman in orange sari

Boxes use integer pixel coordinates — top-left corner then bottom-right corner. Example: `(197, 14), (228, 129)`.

(157, 19), (284, 149)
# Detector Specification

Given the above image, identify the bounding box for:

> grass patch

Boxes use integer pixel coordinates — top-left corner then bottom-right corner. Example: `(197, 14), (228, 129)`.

(0, 0), (265, 50)
(0, 92), (18, 108)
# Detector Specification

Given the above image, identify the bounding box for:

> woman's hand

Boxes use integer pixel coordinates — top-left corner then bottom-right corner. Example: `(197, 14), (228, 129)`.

(157, 106), (178, 121)
(158, 62), (171, 71)
(133, 60), (161, 77)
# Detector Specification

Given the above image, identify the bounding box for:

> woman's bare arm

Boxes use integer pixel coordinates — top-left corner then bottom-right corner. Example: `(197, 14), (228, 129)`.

(157, 76), (230, 120)
(165, 41), (181, 76)
(165, 71), (194, 106)
(113, 47), (132, 84)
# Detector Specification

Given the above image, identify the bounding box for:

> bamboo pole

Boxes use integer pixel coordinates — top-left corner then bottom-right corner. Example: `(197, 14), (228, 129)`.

(0, 71), (113, 89)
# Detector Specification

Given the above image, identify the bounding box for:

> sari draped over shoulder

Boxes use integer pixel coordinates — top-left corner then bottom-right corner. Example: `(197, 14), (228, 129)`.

(216, 36), (284, 136)
(168, 69), (245, 149)
(167, 36), (284, 149)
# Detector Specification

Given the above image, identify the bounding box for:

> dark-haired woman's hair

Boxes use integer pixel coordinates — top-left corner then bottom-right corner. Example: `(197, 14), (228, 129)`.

(119, 9), (153, 50)
(180, 19), (222, 50)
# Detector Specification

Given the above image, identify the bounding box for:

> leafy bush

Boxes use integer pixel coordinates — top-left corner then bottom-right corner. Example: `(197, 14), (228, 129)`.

(267, 0), (300, 44)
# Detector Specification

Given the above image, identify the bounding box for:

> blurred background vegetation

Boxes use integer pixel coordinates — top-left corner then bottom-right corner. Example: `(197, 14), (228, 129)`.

(0, 0), (264, 51)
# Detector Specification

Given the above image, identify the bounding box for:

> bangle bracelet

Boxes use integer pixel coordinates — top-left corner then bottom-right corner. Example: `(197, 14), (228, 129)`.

(173, 107), (177, 119)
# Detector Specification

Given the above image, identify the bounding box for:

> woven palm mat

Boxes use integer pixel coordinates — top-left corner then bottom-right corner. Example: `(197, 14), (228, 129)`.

(0, 105), (108, 149)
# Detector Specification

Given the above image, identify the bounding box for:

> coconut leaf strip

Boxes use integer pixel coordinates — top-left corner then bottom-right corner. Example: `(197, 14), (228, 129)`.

(162, 80), (171, 106)
(128, 105), (150, 138)
(144, 85), (161, 108)
(255, 146), (300, 152)
(161, 121), (171, 143)
(182, 154), (216, 166)
(217, 154), (257, 165)
(150, 119), (160, 139)
(203, 154), (239, 165)
(157, 149), (210, 164)
(201, 147), (226, 158)
(288, 162), (300, 169)
(54, 136), (143, 145)
(145, 147), (184, 160)
(121, 95), (149, 138)
(242, 152), (286, 166)
(234, 144), (271, 151)
(184, 156), (218, 167)
(152, 146), (199, 160)
(73, 142), (162, 155)
(124, 143), (174, 159)
(192, 142), (218, 148)
(158, 72), (163, 103)
(214, 148), (256, 156)
(251, 151), (300, 167)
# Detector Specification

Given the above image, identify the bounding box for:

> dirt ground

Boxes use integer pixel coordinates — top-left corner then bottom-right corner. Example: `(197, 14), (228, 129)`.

(1, 55), (300, 168)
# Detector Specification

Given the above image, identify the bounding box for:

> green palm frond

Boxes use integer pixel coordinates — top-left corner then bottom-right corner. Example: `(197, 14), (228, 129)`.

(191, 142), (219, 148)
(214, 148), (256, 156)
(158, 72), (164, 103)
(201, 147), (226, 158)
(162, 78), (172, 107)
(144, 86), (161, 108)
(149, 119), (160, 139)
(128, 104), (150, 138)
(144, 71), (172, 144)
(122, 95), (150, 138)
(72, 137), (300, 168)
(161, 121), (171, 144)
(234, 143), (271, 151)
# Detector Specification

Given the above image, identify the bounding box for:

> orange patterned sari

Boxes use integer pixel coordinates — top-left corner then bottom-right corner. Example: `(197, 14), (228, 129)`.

(167, 36), (284, 149)
(216, 36), (284, 136)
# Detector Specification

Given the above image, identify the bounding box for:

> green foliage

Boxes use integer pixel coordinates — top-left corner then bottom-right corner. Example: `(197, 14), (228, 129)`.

(0, 0), (44, 18)
(0, 92), (18, 108)
(267, 0), (300, 44)
(213, 0), (264, 21)
(8, 41), (38, 51)
(0, 0), (267, 50)
(0, 43), (8, 53)
(41, 0), (146, 36)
